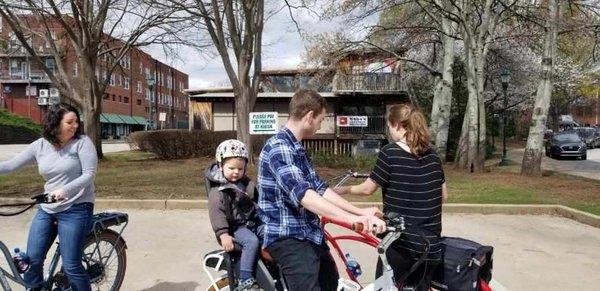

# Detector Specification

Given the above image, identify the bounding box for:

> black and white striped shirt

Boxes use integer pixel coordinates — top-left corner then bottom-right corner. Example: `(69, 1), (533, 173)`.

(370, 143), (445, 261)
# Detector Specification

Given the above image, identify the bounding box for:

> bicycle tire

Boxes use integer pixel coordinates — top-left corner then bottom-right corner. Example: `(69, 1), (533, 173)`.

(82, 230), (127, 291)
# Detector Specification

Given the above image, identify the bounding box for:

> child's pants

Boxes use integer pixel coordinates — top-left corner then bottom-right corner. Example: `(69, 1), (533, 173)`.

(234, 226), (260, 280)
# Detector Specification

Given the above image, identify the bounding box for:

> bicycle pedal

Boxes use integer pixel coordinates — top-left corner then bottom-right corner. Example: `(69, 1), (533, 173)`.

(53, 272), (71, 289)
(87, 263), (105, 283)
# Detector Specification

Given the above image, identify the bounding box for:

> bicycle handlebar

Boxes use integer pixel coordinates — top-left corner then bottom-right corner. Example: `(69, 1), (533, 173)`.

(351, 212), (404, 233)
(0, 194), (56, 217)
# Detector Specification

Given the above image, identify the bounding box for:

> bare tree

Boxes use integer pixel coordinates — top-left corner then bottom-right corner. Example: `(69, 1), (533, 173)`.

(0, 0), (184, 158)
(421, 0), (458, 162)
(521, 0), (598, 175)
(163, 0), (264, 160)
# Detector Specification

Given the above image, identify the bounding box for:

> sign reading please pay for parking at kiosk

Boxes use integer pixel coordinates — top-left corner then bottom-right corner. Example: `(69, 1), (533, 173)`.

(250, 112), (278, 135)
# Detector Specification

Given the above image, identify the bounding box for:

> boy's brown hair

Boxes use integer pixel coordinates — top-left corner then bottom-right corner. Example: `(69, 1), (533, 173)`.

(289, 89), (327, 120)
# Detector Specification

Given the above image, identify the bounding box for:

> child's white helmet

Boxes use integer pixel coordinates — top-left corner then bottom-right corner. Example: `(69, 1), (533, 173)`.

(215, 139), (249, 164)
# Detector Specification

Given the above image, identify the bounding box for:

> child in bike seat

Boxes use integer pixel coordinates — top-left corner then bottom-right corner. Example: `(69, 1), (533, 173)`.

(206, 139), (263, 290)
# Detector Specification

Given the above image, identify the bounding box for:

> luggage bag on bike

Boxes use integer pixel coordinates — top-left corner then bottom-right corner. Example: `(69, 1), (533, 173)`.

(431, 237), (493, 291)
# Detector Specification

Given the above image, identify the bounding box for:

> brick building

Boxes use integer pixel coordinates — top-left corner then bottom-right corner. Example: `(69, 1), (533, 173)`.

(0, 15), (189, 139)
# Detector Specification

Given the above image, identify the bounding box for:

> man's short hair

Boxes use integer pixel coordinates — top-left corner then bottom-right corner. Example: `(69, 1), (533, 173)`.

(289, 89), (327, 120)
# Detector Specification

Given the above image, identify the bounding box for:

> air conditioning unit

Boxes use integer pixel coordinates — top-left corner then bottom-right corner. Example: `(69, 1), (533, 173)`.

(49, 88), (59, 98)
(37, 97), (48, 106)
(39, 89), (49, 98)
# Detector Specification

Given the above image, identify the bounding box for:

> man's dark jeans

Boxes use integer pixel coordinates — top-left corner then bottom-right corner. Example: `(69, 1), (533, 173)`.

(267, 238), (339, 291)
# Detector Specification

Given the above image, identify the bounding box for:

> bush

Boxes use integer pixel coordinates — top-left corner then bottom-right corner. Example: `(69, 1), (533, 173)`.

(0, 109), (42, 144)
(128, 130), (271, 160)
(0, 125), (40, 144)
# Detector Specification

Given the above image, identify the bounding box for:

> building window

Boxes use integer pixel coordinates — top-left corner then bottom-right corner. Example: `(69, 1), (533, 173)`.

(103, 93), (109, 100)
(119, 96), (122, 102)
(140, 63), (143, 74)
(124, 77), (130, 89)
(137, 81), (142, 93)
(72, 62), (78, 77)
(112, 94), (116, 101)
(109, 74), (115, 86)
(137, 99), (142, 106)
(124, 97), (129, 103)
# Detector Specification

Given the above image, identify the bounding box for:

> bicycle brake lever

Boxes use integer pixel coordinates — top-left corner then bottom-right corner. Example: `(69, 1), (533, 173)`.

(31, 193), (56, 204)
(30, 194), (47, 202)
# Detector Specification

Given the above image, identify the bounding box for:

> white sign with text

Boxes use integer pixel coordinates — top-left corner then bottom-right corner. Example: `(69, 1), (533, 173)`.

(250, 112), (278, 135)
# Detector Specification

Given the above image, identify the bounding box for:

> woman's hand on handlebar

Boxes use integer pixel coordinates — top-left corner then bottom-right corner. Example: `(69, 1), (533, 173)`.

(50, 189), (67, 201)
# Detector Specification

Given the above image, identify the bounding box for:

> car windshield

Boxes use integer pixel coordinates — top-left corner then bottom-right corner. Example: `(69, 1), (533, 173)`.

(577, 129), (594, 138)
(554, 134), (581, 143)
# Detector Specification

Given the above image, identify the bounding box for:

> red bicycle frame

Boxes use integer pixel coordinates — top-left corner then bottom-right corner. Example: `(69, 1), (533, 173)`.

(321, 216), (380, 288)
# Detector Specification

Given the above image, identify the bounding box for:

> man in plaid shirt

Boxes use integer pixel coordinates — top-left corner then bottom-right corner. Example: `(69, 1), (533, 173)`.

(258, 89), (386, 290)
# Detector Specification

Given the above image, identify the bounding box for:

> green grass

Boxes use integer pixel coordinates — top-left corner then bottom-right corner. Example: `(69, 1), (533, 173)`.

(0, 109), (42, 133)
(1, 150), (599, 216)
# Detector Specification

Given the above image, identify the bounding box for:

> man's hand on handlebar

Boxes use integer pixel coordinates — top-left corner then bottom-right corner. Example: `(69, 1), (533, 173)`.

(350, 215), (386, 234)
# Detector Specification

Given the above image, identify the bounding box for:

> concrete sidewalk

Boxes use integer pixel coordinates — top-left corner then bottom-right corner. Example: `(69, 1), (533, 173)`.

(1, 209), (599, 290)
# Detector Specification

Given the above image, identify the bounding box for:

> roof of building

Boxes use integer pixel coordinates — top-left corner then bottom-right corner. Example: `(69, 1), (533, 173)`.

(188, 91), (336, 99)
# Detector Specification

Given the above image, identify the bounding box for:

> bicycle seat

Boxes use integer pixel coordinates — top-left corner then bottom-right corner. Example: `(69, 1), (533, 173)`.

(260, 248), (274, 262)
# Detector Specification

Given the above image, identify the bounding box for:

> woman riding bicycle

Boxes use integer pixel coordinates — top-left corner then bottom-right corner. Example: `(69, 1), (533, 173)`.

(335, 104), (448, 291)
(0, 103), (97, 291)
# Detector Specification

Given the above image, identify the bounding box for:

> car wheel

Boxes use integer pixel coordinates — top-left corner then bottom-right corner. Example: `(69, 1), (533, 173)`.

(581, 154), (587, 160)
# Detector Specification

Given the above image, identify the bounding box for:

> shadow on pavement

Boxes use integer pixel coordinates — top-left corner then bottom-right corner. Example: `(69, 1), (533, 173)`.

(139, 281), (200, 291)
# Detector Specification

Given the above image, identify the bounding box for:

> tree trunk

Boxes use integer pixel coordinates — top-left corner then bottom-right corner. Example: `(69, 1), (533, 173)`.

(430, 74), (442, 145)
(455, 41), (485, 172)
(81, 69), (104, 158)
(522, 0), (560, 176)
(432, 21), (455, 161)
(235, 86), (254, 160)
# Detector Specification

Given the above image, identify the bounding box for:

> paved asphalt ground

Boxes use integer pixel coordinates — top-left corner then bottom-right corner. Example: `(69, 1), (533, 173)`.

(509, 148), (600, 181)
(1, 209), (599, 291)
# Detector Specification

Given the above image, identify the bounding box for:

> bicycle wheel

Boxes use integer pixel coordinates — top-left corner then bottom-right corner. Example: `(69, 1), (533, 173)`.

(82, 229), (127, 291)
(206, 276), (230, 291)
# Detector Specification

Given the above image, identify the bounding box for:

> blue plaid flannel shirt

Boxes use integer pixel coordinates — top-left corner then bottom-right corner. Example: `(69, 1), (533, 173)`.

(258, 127), (329, 248)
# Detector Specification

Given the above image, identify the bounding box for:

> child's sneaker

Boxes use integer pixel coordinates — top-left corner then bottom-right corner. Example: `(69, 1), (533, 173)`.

(234, 278), (259, 290)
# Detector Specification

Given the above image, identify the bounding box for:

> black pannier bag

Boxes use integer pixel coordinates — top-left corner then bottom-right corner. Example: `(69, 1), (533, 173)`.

(431, 237), (494, 291)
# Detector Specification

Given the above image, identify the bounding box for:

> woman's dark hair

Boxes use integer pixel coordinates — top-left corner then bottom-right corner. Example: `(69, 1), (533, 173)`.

(43, 103), (83, 145)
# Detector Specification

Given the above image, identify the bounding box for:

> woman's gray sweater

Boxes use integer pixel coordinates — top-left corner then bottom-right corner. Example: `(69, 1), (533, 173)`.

(0, 136), (97, 213)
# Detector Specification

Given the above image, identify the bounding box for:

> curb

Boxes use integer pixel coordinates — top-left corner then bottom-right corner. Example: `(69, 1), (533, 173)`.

(1, 198), (598, 228)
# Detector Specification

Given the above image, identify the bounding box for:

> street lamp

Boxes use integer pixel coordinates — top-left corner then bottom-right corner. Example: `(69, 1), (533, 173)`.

(499, 70), (510, 166)
(146, 76), (155, 130)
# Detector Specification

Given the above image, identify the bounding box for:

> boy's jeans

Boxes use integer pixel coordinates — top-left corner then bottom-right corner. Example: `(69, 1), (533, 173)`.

(24, 203), (94, 291)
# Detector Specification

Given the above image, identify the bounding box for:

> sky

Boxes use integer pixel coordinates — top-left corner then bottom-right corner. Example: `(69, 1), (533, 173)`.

(143, 3), (376, 90)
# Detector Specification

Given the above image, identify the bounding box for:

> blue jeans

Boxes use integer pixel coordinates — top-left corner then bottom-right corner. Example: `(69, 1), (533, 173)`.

(234, 226), (261, 281)
(24, 203), (93, 291)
